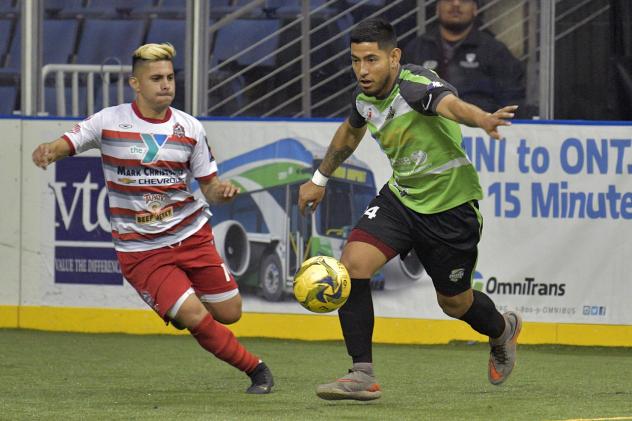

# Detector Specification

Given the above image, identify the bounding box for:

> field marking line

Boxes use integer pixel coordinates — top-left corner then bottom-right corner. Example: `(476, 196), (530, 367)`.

(550, 417), (632, 421)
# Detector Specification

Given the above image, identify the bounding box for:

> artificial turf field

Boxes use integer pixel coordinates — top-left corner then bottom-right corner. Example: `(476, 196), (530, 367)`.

(0, 329), (630, 421)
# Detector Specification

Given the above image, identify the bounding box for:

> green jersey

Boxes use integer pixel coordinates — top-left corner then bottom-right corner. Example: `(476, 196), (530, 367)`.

(348, 64), (483, 214)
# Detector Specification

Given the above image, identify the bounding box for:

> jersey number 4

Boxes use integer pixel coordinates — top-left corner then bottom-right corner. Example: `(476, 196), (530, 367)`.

(364, 206), (380, 220)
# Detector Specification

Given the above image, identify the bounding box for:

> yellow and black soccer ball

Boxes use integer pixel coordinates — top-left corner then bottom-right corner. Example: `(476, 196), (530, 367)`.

(293, 256), (351, 313)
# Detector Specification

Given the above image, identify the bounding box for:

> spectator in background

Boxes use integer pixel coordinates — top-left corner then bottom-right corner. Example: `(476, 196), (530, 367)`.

(403, 0), (527, 117)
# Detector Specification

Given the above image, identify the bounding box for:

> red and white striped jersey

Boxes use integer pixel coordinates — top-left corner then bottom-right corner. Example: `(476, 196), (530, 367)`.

(62, 102), (217, 252)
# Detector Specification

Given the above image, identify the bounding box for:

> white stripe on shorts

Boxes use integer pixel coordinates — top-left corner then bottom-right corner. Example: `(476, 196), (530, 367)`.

(166, 287), (195, 319)
(199, 288), (239, 304)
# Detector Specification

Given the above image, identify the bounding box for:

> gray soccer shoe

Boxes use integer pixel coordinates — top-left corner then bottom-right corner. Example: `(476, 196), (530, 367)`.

(316, 368), (382, 401)
(488, 311), (523, 385)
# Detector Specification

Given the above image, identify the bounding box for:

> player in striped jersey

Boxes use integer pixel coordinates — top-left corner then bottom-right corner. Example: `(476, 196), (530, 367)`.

(32, 43), (273, 394)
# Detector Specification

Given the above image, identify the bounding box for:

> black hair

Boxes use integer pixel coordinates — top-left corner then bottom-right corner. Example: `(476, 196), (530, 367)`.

(350, 18), (397, 51)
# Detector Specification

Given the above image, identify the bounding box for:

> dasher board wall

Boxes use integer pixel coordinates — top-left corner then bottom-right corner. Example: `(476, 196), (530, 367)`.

(1, 117), (631, 346)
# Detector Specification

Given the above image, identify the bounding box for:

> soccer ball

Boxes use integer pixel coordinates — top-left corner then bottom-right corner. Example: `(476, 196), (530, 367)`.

(293, 256), (351, 313)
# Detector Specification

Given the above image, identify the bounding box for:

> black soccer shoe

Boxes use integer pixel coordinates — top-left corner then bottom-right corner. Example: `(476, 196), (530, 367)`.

(170, 319), (186, 330)
(246, 362), (274, 394)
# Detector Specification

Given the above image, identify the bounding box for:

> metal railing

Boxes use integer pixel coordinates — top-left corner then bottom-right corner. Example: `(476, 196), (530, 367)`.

(203, 0), (612, 119)
(26, 0), (615, 119)
(40, 63), (132, 117)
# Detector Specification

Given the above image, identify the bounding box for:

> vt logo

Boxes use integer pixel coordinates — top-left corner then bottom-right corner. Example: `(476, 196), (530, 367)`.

(140, 133), (168, 164)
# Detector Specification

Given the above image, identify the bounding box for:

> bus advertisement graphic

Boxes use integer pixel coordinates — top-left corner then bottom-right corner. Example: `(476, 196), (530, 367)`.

(203, 138), (425, 301)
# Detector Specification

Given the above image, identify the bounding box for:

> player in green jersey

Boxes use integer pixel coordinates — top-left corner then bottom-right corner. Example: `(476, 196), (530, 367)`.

(298, 18), (522, 401)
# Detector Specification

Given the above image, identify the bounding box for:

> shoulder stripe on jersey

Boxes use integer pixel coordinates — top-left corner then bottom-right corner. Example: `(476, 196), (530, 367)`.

(111, 207), (204, 241)
(102, 154), (189, 169)
(168, 136), (197, 146)
(400, 69), (432, 85)
(102, 129), (143, 141)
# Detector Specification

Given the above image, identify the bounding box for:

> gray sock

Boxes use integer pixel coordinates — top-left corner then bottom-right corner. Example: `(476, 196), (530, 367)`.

(490, 314), (512, 345)
(353, 362), (374, 376)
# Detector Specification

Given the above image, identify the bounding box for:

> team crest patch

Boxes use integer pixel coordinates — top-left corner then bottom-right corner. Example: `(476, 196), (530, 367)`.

(172, 122), (185, 138)
(449, 268), (465, 282)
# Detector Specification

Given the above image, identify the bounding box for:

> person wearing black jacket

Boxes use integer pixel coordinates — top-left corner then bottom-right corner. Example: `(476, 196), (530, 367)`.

(403, 0), (527, 117)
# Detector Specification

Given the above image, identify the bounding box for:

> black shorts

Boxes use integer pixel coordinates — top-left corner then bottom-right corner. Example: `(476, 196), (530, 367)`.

(352, 184), (483, 296)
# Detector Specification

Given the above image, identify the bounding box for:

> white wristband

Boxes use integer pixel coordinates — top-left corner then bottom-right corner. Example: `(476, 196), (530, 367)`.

(311, 169), (329, 187)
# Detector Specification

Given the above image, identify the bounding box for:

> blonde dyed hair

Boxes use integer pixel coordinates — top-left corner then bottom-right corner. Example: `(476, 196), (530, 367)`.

(132, 43), (176, 74)
(133, 42), (175, 61)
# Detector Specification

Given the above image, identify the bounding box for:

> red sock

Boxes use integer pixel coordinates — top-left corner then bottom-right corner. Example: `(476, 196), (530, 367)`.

(189, 313), (259, 373)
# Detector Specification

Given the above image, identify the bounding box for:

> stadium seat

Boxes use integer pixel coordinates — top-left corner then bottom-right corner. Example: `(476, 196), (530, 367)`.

(5, 19), (79, 69)
(210, 19), (281, 68)
(0, 0), (18, 17)
(147, 0), (187, 19)
(342, 0), (388, 21)
(0, 18), (13, 60)
(145, 18), (186, 71)
(75, 19), (146, 65)
(87, 0), (155, 10)
(0, 0), (16, 11)
(272, 0), (334, 19)
(142, 1), (260, 20)
(208, 72), (246, 116)
(0, 0), (14, 10)
(44, 0), (84, 17)
(83, 0), (156, 18)
(3, 20), (19, 69)
(42, 19), (80, 64)
(0, 85), (17, 115)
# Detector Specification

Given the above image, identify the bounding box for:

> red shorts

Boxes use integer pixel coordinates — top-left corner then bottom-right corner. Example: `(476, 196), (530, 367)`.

(117, 224), (239, 321)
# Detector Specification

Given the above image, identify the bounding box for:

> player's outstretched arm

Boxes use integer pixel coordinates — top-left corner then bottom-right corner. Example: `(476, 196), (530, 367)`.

(32, 138), (72, 170)
(435, 94), (518, 140)
(199, 176), (240, 204)
(298, 120), (366, 215)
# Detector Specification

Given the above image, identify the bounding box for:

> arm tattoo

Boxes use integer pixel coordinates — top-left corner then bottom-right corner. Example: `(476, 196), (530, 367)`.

(320, 145), (354, 176)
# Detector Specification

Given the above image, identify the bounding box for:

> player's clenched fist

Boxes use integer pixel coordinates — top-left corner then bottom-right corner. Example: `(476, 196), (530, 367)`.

(32, 143), (54, 169)
(31, 138), (71, 170)
(213, 179), (240, 202)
